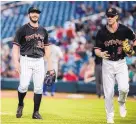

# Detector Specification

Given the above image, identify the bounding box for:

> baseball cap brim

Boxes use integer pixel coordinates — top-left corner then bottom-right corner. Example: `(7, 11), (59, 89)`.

(106, 12), (117, 16)
(29, 10), (41, 14)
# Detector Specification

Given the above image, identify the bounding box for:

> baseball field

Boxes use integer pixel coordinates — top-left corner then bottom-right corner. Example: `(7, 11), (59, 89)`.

(1, 91), (136, 124)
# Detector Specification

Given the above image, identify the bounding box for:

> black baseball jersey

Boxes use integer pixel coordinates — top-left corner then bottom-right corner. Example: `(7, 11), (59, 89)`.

(13, 23), (50, 58)
(95, 23), (136, 61)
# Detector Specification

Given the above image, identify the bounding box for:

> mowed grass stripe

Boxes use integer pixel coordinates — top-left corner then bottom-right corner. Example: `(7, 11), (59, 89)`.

(1, 98), (136, 124)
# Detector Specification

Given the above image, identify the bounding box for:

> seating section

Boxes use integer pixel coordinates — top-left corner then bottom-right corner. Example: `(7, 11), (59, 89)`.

(1, 1), (136, 39)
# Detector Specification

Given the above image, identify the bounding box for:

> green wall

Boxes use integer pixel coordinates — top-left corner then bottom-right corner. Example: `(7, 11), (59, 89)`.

(1, 78), (136, 96)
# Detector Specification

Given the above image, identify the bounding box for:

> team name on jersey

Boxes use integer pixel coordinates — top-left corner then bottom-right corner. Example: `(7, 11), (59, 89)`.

(25, 34), (44, 41)
(104, 39), (122, 47)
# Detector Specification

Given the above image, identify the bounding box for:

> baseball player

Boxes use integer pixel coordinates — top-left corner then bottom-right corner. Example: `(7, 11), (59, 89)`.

(43, 38), (63, 96)
(94, 8), (136, 123)
(12, 7), (53, 119)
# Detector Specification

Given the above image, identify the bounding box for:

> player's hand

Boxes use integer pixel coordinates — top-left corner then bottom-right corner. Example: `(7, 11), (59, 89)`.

(48, 70), (56, 75)
(14, 62), (20, 74)
(100, 51), (110, 59)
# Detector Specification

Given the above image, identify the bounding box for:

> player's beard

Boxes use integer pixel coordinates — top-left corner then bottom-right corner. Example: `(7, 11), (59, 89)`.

(29, 16), (39, 23)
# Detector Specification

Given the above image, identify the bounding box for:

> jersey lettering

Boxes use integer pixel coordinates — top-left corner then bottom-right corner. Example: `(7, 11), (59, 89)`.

(25, 34), (44, 41)
(104, 39), (122, 47)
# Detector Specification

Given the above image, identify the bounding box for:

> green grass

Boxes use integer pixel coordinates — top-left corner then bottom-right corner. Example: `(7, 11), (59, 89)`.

(1, 97), (136, 124)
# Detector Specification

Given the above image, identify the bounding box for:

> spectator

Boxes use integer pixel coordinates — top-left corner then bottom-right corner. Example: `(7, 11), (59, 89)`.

(66, 24), (76, 41)
(43, 39), (63, 96)
(76, 3), (86, 17)
(128, 64), (135, 83)
(84, 57), (95, 83)
(73, 31), (87, 44)
(96, 5), (104, 13)
(1, 43), (19, 78)
(79, 62), (88, 80)
(56, 26), (65, 41)
(123, 12), (134, 28)
(63, 68), (78, 82)
(75, 19), (84, 32)
(85, 6), (93, 16)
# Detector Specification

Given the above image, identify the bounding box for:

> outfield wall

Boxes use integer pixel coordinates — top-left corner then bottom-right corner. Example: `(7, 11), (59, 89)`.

(1, 78), (136, 96)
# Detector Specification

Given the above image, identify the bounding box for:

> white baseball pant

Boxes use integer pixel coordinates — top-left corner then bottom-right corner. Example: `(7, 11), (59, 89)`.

(18, 55), (45, 94)
(102, 58), (129, 119)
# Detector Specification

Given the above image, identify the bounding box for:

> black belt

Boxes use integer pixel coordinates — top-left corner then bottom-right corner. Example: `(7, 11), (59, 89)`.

(109, 58), (124, 61)
(21, 54), (42, 58)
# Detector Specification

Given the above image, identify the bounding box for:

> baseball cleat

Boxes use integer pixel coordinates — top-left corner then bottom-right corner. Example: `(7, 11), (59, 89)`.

(107, 119), (114, 124)
(51, 93), (54, 97)
(32, 111), (42, 119)
(16, 105), (24, 118)
(119, 103), (127, 117)
(43, 92), (47, 96)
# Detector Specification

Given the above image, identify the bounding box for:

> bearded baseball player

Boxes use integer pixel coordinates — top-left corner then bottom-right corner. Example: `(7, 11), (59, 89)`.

(94, 8), (136, 123)
(12, 7), (54, 119)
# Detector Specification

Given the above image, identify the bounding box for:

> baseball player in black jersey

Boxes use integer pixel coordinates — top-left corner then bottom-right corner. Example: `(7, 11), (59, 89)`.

(94, 8), (136, 124)
(12, 7), (53, 119)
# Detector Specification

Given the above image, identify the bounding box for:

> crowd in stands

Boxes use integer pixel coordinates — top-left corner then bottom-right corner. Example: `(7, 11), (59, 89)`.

(1, 1), (136, 83)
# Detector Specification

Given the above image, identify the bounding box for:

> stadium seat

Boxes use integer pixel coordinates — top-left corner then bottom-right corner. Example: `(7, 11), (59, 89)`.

(1, 1), (135, 39)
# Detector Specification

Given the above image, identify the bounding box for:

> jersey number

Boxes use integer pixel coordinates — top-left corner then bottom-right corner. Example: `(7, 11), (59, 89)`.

(117, 47), (122, 54)
(37, 41), (44, 48)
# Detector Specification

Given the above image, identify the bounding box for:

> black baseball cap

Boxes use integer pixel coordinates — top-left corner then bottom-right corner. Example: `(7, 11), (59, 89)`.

(28, 7), (41, 14)
(106, 8), (118, 16)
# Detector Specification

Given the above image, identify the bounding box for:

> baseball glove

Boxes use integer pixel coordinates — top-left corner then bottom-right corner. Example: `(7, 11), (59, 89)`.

(122, 39), (135, 55)
(44, 70), (56, 86)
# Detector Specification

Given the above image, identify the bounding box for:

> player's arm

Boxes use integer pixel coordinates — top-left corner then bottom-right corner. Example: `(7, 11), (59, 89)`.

(12, 28), (21, 74)
(44, 45), (53, 71)
(94, 30), (110, 59)
(43, 29), (53, 71)
(12, 44), (20, 62)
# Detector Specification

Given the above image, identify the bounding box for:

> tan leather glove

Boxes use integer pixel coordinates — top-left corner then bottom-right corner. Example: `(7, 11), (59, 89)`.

(122, 39), (135, 55)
